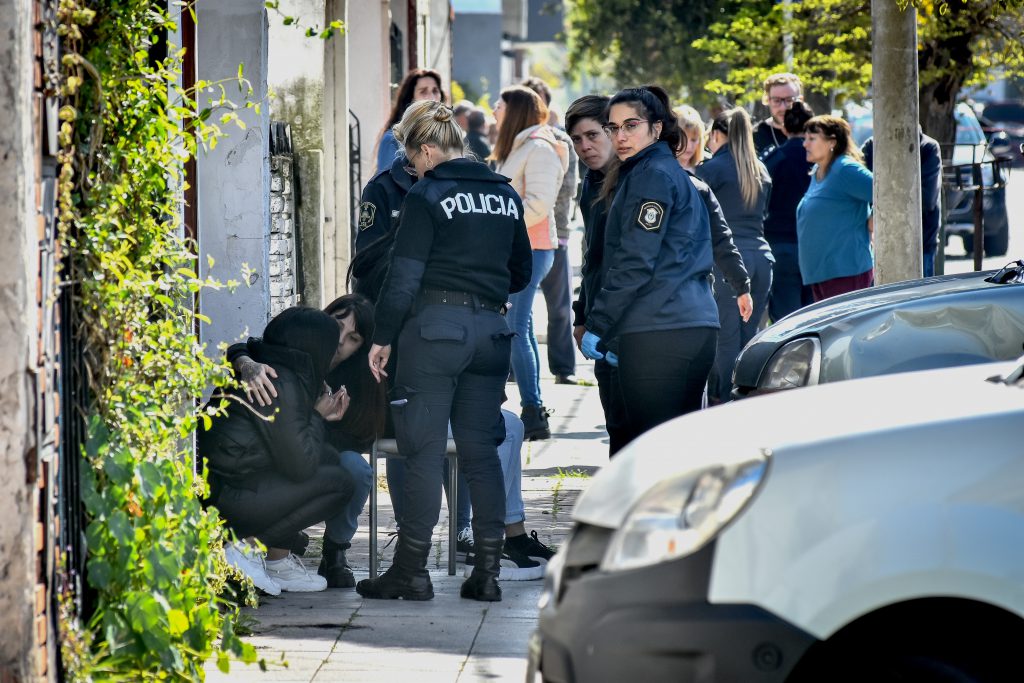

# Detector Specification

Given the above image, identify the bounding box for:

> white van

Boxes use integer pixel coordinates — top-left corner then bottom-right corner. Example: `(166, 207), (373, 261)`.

(529, 359), (1024, 683)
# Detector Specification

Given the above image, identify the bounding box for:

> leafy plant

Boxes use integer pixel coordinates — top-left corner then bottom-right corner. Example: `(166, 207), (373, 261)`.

(56, 1), (263, 678)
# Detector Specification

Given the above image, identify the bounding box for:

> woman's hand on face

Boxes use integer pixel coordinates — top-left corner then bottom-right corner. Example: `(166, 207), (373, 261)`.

(239, 358), (278, 407)
(736, 293), (754, 323)
(314, 386), (350, 422)
(368, 344), (391, 383)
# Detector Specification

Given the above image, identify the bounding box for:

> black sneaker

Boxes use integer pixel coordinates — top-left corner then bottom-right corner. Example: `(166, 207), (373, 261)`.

(461, 541), (544, 581)
(521, 405), (552, 441)
(456, 527), (475, 564)
(507, 530), (556, 564)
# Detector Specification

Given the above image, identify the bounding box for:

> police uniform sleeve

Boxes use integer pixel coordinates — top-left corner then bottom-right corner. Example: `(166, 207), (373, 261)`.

(355, 180), (392, 253)
(693, 176), (751, 296)
(508, 195), (533, 294)
(585, 169), (674, 339)
(372, 190), (435, 346)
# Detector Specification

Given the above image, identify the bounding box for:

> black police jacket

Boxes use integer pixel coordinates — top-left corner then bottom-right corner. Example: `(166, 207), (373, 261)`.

(372, 157), (533, 346)
(356, 156), (416, 253)
(572, 167), (610, 328)
(200, 340), (331, 495)
(688, 172), (751, 296)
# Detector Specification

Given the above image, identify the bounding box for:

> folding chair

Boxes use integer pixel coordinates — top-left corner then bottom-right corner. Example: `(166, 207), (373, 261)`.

(368, 438), (459, 578)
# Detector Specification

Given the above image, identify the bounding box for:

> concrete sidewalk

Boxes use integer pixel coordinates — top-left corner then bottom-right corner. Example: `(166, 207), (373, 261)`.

(206, 343), (608, 682)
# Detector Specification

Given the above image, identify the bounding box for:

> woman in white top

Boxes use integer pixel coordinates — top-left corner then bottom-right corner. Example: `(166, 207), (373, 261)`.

(490, 85), (569, 441)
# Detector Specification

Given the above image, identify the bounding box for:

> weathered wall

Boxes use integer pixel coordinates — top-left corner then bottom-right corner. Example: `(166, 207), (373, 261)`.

(196, 0), (271, 347)
(268, 0), (327, 307)
(0, 0), (41, 678)
(348, 0), (391, 179)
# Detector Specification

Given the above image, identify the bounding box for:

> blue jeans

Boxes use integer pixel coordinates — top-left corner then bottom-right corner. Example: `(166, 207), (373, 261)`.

(509, 249), (555, 407)
(539, 245), (576, 377)
(923, 251), (935, 278)
(323, 450), (373, 545)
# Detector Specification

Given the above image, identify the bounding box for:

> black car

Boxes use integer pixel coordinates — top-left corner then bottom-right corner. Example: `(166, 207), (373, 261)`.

(943, 104), (1011, 256)
(731, 261), (1024, 399)
(981, 100), (1024, 166)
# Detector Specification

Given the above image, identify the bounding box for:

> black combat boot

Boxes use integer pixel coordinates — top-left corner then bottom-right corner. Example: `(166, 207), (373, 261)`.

(520, 404), (551, 441)
(318, 537), (355, 588)
(460, 535), (503, 602)
(356, 534), (434, 600)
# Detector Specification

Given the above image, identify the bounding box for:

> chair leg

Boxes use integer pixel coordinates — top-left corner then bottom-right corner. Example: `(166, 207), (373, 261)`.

(369, 440), (378, 579)
(448, 453), (458, 576)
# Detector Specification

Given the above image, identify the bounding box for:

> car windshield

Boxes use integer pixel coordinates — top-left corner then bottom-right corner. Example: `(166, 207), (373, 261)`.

(983, 104), (1024, 123)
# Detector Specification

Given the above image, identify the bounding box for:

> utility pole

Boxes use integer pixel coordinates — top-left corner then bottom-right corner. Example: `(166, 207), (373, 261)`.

(0, 0), (42, 679)
(871, 0), (922, 283)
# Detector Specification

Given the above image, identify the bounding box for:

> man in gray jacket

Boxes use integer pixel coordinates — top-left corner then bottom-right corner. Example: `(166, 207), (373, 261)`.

(523, 78), (582, 384)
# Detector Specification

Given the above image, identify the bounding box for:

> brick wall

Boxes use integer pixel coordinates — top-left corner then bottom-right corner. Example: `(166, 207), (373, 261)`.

(269, 123), (298, 317)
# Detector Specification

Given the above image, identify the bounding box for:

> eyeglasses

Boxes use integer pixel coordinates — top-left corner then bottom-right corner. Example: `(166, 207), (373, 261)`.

(403, 150), (418, 176)
(769, 95), (801, 107)
(602, 119), (652, 137)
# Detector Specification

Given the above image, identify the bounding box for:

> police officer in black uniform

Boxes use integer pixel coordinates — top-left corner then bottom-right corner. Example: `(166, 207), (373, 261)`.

(356, 100), (532, 603)
(355, 155), (416, 254)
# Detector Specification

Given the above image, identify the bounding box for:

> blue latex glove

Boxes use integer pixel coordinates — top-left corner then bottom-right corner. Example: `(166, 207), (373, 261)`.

(580, 331), (605, 361)
(605, 351), (619, 367)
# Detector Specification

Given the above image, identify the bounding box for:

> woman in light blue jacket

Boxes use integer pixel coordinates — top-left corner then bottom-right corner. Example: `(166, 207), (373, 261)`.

(796, 115), (874, 301)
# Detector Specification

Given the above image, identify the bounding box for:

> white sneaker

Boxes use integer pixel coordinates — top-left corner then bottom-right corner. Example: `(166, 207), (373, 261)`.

(225, 542), (281, 596)
(265, 554), (328, 592)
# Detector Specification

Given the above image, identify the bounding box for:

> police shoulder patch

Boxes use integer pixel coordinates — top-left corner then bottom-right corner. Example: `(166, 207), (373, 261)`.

(636, 199), (665, 232)
(358, 202), (377, 230)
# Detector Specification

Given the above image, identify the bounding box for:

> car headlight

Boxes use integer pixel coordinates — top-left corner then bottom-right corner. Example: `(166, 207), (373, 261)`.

(757, 337), (820, 391)
(600, 456), (769, 572)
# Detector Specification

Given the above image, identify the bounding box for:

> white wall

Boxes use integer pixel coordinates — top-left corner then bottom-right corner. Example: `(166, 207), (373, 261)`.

(196, 0), (272, 347)
(348, 0), (392, 180)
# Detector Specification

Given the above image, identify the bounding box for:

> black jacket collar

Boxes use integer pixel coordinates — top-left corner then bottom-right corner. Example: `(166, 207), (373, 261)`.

(388, 156), (417, 193)
(426, 157), (511, 183)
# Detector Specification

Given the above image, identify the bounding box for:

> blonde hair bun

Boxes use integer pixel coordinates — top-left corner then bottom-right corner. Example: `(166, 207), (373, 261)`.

(434, 106), (454, 123)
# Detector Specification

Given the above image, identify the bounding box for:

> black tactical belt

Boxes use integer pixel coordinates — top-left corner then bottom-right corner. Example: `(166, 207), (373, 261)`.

(418, 289), (506, 314)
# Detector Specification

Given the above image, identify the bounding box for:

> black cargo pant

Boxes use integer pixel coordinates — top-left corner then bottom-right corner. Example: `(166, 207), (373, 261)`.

(390, 302), (510, 544)
(616, 327), (718, 448)
(593, 358), (630, 457)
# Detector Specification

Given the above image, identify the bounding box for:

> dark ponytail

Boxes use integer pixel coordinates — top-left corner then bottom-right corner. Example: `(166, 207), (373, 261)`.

(606, 85), (683, 154)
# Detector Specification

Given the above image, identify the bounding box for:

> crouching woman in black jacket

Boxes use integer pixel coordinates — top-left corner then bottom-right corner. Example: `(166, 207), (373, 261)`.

(200, 307), (355, 593)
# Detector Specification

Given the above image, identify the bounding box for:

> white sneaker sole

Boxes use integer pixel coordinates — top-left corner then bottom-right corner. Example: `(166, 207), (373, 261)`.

(462, 564), (544, 581)
(270, 577), (328, 592)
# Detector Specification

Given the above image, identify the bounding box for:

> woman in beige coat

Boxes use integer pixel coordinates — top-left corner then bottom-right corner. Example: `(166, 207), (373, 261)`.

(491, 85), (569, 440)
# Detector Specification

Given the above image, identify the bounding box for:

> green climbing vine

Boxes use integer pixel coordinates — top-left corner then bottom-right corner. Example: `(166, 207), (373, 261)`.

(55, 1), (263, 678)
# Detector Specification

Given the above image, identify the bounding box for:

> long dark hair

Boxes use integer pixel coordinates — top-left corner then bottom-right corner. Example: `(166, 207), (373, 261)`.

(262, 307), (340, 389)
(491, 85), (549, 163)
(323, 294), (386, 441)
(783, 101), (814, 136)
(600, 85), (682, 203)
(383, 69), (446, 131)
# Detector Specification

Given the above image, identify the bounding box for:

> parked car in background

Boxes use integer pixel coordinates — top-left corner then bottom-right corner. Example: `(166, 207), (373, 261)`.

(848, 102), (1010, 257)
(981, 100), (1024, 166)
(945, 102), (1011, 256)
(530, 358), (1024, 683)
(730, 260), (1024, 399)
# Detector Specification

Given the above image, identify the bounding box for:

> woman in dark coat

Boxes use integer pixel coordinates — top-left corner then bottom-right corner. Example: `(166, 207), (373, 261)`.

(201, 306), (354, 593)
(698, 107), (774, 404)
